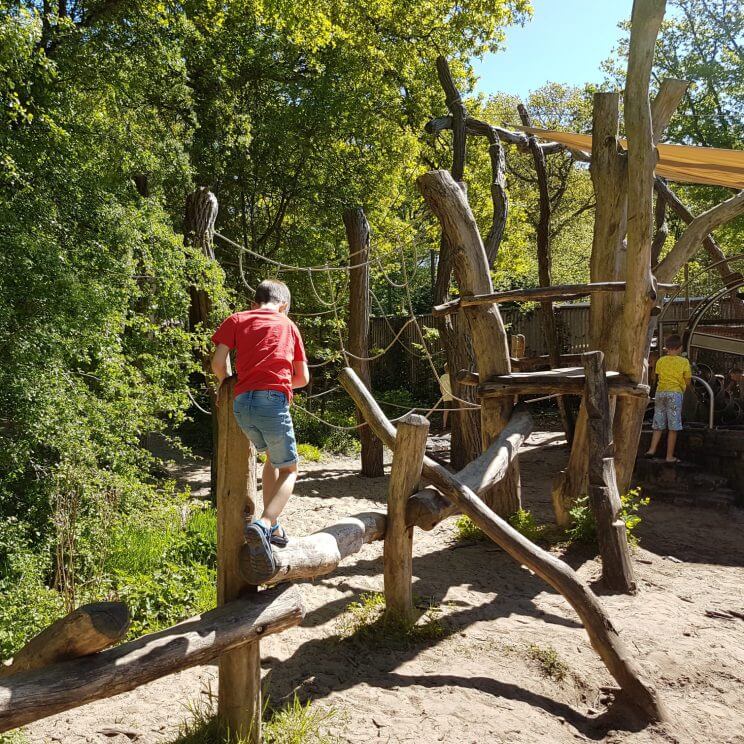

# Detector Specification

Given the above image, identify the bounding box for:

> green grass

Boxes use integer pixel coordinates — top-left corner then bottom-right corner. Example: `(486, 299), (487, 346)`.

(296, 444), (322, 462)
(527, 643), (569, 682)
(454, 510), (559, 545)
(337, 592), (444, 648)
(0, 730), (29, 744)
(173, 694), (337, 743)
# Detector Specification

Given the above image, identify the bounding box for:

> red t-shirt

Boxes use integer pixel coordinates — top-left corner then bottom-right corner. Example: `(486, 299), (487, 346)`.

(211, 309), (306, 400)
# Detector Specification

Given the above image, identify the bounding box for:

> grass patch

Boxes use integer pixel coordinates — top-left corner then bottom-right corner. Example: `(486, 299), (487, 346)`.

(174, 693), (337, 743)
(454, 510), (560, 545)
(297, 444), (322, 463)
(337, 592), (444, 648)
(527, 643), (569, 682)
(0, 731), (30, 744)
(453, 515), (488, 542)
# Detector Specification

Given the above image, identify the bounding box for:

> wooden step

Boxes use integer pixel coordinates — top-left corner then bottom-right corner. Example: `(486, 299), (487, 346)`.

(433, 281), (678, 317)
(476, 367), (650, 398)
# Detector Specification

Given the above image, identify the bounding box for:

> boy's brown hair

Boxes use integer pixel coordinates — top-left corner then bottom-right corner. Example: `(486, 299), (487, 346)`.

(663, 334), (683, 350)
(255, 279), (291, 308)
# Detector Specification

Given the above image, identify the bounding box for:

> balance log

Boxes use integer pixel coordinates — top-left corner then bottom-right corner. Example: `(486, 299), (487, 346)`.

(0, 585), (304, 733)
(0, 602), (130, 679)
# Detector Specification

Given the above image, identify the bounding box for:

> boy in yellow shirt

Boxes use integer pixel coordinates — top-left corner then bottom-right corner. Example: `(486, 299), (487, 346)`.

(645, 334), (691, 463)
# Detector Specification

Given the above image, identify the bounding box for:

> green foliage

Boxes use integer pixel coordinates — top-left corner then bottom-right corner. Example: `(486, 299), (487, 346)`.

(113, 561), (216, 639)
(0, 732), (29, 744)
(0, 549), (64, 661)
(292, 396), (359, 455)
(567, 489), (650, 546)
(455, 509), (557, 545)
(297, 444), (322, 463)
(508, 509), (555, 543)
(527, 643), (569, 682)
(453, 515), (488, 542)
(174, 692), (337, 744)
(337, 592), (444, 648)
(105, 506), (217, 637)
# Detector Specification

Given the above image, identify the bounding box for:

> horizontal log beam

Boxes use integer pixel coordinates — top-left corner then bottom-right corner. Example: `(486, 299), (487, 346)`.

(339, 367), (666, 723)
(477, 368), (650, 399)
(458, 355), (587, 386)
(243, 403), (533, 584)
(0, 586), (304, 733)
(0, 602), (130, 679)
(433, 282), (678, 317)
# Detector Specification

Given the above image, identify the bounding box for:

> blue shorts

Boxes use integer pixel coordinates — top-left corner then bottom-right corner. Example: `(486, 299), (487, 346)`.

(652, 391), (683, 431)
(233, 390), (298, 469)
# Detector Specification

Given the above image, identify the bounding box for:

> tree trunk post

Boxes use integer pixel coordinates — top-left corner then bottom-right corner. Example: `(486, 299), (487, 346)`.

(614, 0), (668, 492)
(216, 377), (260, 742)
(344, 207), (384, 477)
(551, 91), (628, 526)
(582, 352), (637, 594)
(432, 57), (482, 469)
(384, 414), (429, 622)
(552, 75), (689, 521)
(417, 170), (520, 516)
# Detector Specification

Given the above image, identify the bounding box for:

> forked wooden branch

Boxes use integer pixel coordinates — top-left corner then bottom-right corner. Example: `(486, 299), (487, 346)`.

(340, 367), (667, 722)
(0, 586), (304, 733)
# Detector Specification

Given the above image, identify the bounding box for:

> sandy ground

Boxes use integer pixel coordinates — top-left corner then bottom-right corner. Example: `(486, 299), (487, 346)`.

(24, 430), (744, 744)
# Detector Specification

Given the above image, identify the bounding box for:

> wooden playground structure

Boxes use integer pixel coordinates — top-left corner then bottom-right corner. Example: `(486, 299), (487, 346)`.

(2, 1), (743, 741)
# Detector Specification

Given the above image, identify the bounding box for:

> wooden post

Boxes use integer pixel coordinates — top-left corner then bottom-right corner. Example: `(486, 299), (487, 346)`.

(582, 352), (637, 594)
(510, 333), (526, 360)
(432, 57), (482, 470)
(344, 207), (384, 477)
(417, 170), (520, 516)
(384, 414), (429, 622)
(216, 376), (260, 742)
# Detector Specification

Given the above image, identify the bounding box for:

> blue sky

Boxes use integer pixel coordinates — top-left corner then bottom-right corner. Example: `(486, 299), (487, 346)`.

(473, 0), (633, 98)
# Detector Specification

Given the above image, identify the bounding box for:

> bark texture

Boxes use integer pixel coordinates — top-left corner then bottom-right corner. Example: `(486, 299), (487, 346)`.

(384, 414), (429, 622)
(417, 170), (520, 515)
(216, 376), (260, 742)
(344, 207), (384, 477)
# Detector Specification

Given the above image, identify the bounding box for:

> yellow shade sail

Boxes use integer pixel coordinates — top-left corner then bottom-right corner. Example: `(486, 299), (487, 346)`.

(517, 126), (744, 190)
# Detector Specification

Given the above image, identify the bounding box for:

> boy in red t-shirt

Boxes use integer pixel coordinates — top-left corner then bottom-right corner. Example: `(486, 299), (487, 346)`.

(211, 279), (309, 583)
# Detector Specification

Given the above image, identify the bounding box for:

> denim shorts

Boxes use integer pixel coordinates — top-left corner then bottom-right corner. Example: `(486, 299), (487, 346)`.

(233, 390), (298, 469)
(653, 391), (683, 431)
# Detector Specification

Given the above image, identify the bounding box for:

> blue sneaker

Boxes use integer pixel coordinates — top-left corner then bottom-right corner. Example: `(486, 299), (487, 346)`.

(242, 521), (276, 584)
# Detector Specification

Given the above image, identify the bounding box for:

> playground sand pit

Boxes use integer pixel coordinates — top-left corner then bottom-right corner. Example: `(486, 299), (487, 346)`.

(25, 430), (744, 744)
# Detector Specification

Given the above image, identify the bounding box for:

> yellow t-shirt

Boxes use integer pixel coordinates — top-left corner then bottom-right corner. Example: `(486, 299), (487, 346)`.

(655, 354), (691, 393)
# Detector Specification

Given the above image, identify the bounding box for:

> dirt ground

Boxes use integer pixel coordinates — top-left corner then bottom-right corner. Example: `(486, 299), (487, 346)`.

(25, 429), (744, 744)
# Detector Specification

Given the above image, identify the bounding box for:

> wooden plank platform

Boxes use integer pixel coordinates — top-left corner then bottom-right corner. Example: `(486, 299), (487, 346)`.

(477, 367), (650, 398)
(433, 281), (678, 317)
